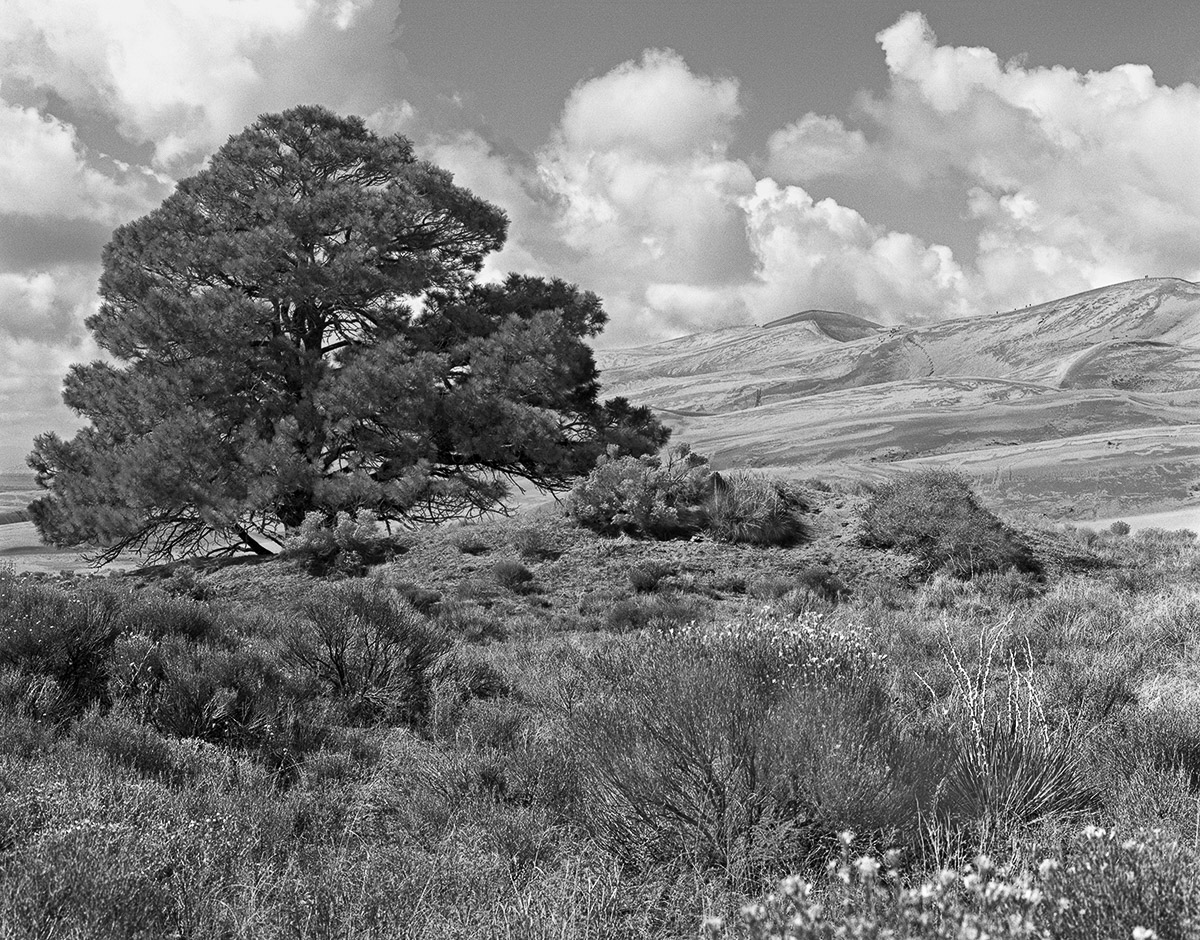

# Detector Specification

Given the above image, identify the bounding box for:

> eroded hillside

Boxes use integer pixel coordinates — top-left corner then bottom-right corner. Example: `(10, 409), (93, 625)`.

(597, 278), (1200, 520)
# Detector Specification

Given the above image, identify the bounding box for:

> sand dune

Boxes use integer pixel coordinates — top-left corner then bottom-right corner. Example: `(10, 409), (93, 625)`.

(598, 277), (1200, 521)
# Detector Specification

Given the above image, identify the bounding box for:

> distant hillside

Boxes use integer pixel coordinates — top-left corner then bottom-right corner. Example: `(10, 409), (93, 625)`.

(597, 278), (1200, 521)
(762, 309), (883, 342)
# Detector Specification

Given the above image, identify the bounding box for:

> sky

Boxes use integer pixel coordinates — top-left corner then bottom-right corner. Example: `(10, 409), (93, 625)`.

(3, 0), (1200, 469)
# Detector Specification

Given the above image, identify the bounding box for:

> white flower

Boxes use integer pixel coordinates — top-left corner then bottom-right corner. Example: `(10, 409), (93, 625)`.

(855, 856), (881, 879)
(1132, 928), (1158, 940)
(1038, 858), (1060, 879)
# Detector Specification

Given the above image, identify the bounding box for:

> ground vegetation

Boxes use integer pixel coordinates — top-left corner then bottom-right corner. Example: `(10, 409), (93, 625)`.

(1, 476), (1198, 936)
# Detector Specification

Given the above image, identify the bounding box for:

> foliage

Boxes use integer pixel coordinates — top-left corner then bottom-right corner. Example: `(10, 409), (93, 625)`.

(28, 105), (667, 562)
(1110, 520), (1132, 536)
(628, 560), (674, 592)
(603, 592), (705, 633)
(708, 472), (809, 546)
(509, 526), (559, 561)
(566, 444), (713, 538)
(492, 559), (534, 591)
(568, 450), (810, 546)
(288, 582), (449, 725)
(715, 828), (1199, 939)
(281, 509), (401, 576)
(938, 639), (1096, 837)
(795, 564), (849, 602)
(860, 469), (1040, 577)
(565, 612), (931, 883)
(5, 492), (1200, 934)
(0, 571), (120, 718)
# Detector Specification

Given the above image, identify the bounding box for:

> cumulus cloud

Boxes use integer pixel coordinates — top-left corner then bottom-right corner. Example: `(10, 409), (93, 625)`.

(773, 11), (1200, 310)
(766, 114), (869, 182)
(0, 0), (376, 168)
(741, 179), (975, 324)
(0, 101), (167, 222)
(557, 49), (741, 160)
(423, 46), (971, 339)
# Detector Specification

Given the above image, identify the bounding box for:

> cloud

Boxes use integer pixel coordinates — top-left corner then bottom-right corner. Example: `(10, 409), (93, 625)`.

(766, 114), (869, 182)
(0, 100), (167, 222)
(741, 179), (975, 325)
(868, 11), (1200, 299)
(557, 49), (741, 160)
(0, 269), (103, 469)
(773, 12), (1200, 310)
(422, 46), (968, 340)
(0, 0), (381, 168)
(425, 50), (761, 342)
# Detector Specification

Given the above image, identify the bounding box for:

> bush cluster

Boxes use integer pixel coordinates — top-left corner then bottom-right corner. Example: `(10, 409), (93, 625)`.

(860, 468), (1040, 577)
(565, 444), (713, 538)
(566, 612), (921, 883)
(567, 446), (807, 546)
(4, 471), (1200, 936)
(282, 509), (404, 576)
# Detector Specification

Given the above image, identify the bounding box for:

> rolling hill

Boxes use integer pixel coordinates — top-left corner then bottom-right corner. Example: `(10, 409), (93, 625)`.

(596, 277), (1200, 522)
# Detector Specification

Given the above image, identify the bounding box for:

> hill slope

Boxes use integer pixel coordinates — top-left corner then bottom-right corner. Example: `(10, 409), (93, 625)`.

(597, 278), (1200, 520)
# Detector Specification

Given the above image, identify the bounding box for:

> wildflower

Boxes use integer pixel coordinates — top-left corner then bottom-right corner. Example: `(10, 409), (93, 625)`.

(780, 874), (809, 898)
(1038, 858), (1059, 879)
(1132, 928), (1158, 940)
(855, 856), (881, 879)
(1083, 824), (1107, 840)
(839, 829), (855, 846)
(700, 915), (724, 934)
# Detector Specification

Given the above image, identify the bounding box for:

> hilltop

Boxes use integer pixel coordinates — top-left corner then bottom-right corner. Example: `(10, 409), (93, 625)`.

(597, 277), (1200, 522)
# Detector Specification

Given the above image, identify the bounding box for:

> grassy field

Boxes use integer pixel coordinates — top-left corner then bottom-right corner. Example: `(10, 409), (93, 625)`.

(0, 478), (1199, 937)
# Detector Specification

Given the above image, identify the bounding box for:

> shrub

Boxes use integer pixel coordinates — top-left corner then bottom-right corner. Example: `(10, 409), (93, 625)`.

(289, 582), (450, 725)
(117, 590), (221, 643)
(435, 600), (506, 643)
(975, 567), (1044, 605)
(748, 575), (795, 600)
(282, 509), (402, 576)
(860, 468), (1040, 577)
(1043, 827), (1200, 939)
(567, 612), (932, 882)
(938, 644), (1095, 839)
(707, 472), (808, 546)
(627, 561), (674, 593)
(71, 706), (178, 779)
(794, 564), (847, 602)
(566, 444), (713, 538)
(1113, 701), (1200, 790)
(493, 559), (534, 591)
(386, 580), (442, 615)
(0, 573), (121, 717)
(1110, 520), (1132, 536)
(509, 527), (558, 561)
(604, 593), (705, 633)
(131, 638), (286, 747)
(450, 529), (491, 555)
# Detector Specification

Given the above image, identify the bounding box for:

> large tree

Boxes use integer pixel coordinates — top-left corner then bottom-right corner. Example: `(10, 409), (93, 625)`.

(29, 106), (666, 562)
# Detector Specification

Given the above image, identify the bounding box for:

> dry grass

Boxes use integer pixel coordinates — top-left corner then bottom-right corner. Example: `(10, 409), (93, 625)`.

(3, 493), (1200, 936)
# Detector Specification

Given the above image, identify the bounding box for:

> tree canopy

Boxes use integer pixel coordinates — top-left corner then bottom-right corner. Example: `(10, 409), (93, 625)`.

(29, 105), (667, 562)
